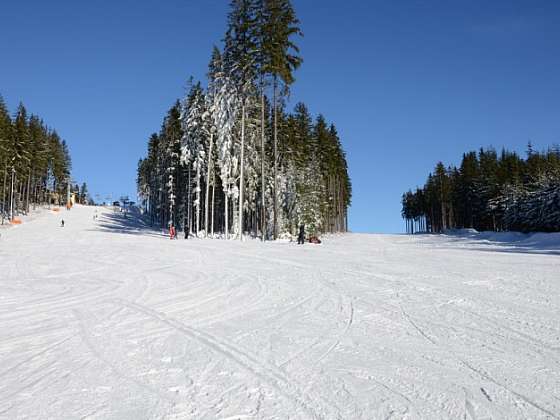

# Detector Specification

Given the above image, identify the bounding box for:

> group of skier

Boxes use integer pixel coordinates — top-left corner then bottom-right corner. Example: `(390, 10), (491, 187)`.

(168, 223), (315, 244)
(168, 224), (189, 240)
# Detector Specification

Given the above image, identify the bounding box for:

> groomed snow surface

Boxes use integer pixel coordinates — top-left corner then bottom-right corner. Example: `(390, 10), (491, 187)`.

(1, 205), (559, 420)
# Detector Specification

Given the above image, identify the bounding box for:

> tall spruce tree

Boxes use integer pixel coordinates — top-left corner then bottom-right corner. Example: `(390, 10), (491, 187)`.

(258, 0), (302, 239)
(224, 0), (260, 239)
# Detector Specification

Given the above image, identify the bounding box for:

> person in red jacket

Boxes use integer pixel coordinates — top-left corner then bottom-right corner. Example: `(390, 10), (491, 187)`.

(169, 225), (176, 240)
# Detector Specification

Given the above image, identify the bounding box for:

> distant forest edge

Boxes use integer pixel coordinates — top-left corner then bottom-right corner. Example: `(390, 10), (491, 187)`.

(137, 0), (351, 240)
(0, 96), (88, 223)
(402, 144), (560, 234)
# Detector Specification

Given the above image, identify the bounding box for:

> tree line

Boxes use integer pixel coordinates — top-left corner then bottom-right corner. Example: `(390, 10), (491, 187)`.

(402, 144), (560, 234)
(137, 0), (351, 240)
(0, 96), (80, 223)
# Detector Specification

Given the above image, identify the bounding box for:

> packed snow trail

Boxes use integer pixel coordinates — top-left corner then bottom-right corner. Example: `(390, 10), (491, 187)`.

(1, 206), (559, 419)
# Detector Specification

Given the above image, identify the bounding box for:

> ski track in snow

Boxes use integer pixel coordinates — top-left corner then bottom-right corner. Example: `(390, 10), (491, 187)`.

(1, 206), (559, 419)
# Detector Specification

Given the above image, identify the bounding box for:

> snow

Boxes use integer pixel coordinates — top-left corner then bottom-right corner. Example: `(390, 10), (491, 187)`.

(1, 205), (559, 419)
(442, 228), (560, 255)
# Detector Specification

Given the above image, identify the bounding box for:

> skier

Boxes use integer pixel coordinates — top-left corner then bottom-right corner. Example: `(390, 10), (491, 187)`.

(169, 225), (176, 240)
(297, 224), (305, 244)
(61, 219), (65, 227)
(184, 225), (189, 240)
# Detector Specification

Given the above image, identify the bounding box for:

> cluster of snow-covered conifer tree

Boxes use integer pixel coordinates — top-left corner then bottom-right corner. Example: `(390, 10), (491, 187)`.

(137, 0), (351, 239)
(402, 144), (560, 233)
(0, 97), (78, 223)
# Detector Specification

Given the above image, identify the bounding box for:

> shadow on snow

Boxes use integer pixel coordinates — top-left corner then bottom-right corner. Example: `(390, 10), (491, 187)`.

(91, 209), (167, 238)
(417, 231), (560, 256)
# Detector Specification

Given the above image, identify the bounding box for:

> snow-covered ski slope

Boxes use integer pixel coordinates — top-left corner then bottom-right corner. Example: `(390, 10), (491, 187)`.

(1, 206), (559, 420)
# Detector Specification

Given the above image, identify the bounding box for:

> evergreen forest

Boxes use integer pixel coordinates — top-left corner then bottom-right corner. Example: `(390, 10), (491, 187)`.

(402, 144), (560, 233)
(136, 0), (352, 239)
(0, 97), (84, 223)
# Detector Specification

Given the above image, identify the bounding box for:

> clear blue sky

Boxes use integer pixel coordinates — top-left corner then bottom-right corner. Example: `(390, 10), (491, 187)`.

(1, 1), (559, 233)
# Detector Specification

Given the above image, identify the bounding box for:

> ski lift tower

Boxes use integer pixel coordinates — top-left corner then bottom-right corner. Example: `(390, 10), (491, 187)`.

(120, 195), (130, 217)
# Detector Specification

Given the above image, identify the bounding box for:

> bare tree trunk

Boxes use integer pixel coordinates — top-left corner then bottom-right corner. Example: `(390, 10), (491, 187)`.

(10, 168), (15, 221)
(225, 192), (229, 240)
(331, 175), (335, 232)
(187, 167), (192, 234)
(260, 86), (266, 241)
(1, 161), (6, 224)
(195, 164), (201, 235)
(336, 182), (340, 232)
(273, 76), (278, 240)
(45, 166), (49, 207)
(239, 101), (245, 241)
(32, 175), (37, 210)
(25, 172), (31, 213)
(204, 133), (214, 238)
(337, 179), (341, 233)
(211, 174), (215, 237)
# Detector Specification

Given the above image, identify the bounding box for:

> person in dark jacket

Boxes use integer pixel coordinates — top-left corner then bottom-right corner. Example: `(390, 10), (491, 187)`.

(297, 224), (305, 244)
